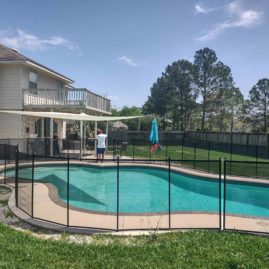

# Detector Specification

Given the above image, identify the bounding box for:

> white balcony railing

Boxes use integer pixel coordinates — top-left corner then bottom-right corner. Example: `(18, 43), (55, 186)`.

(22, 88), (111, 114)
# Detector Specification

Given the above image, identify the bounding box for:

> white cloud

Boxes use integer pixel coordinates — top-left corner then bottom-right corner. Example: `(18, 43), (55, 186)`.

(118, 56), (138, 67)
(0, 28), (77, 51)
(197, 0), (262, 42)
(195, 3), (214, 14)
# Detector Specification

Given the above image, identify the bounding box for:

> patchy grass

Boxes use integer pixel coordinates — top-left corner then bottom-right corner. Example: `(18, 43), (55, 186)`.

(0, 199), (8, 206)
(0, 186), (11, 195)
(0, 223), (268, 268)
(4, 210), (15, 219)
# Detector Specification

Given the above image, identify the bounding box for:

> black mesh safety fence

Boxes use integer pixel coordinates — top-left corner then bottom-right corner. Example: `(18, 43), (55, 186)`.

(170, 160), (221, 230)
(2, 141), (269, 234)
(68, 157), (117, 231)
(0, 144), (17, 186)
(31, 154), (68, 226)
(17, 152), (32, 216)
(224, 160), (269, 234)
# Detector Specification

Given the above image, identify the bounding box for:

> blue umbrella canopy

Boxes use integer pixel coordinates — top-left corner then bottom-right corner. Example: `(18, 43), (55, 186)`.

(149, 118), (159, 144)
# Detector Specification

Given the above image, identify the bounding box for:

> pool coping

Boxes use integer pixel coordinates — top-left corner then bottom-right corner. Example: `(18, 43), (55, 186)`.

(2, 160), (269, 234)
(3, 160), (269, 185)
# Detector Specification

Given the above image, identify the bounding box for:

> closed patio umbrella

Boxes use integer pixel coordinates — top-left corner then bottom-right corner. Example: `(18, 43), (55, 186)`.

(149, 118), (159, 144)
(149, 118), (160, 153)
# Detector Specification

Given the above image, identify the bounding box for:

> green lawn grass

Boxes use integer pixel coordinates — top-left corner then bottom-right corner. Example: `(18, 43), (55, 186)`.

(0, 223), (269, 268)
(123, 145), (263, 162)
(112, 145), (269, 178)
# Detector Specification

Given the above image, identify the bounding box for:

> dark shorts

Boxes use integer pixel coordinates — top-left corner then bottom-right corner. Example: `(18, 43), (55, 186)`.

(97, 148), (106, 154)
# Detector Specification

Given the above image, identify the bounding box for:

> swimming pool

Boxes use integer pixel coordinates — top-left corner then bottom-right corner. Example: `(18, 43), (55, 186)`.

(8, 164), (269, 218)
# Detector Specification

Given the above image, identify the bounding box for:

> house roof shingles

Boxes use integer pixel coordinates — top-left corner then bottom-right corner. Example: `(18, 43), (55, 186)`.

(0, 44), (74, 83)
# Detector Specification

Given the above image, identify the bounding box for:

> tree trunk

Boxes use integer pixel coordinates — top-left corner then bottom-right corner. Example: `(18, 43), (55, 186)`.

(201, 104), (206, 131)
(163, 117), (166, 131)
(230, 107), (234, 132)
(264, 98), (267, 133)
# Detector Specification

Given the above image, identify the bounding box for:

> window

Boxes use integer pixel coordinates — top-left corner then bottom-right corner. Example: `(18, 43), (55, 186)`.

(35, 119), (42, 137)
(58, 81), (64, 89)
(57, 81), (65, 101)
(29, 71), (37, 94)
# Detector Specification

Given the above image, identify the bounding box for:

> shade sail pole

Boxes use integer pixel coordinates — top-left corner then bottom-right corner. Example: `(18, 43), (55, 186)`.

(94, 121), (97, 156)
(106, 121), (108, 148)
(50, 117), (53, 156)
(84, 121), (86, 155)
(80, 120), (83, 159)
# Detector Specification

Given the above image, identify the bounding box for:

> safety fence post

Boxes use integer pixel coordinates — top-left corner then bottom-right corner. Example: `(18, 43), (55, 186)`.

(132, 139), (135, 163)
(193, 144), (197, 169)
(168, 157), (171, 229)
(31, 154), (35, 218)
(15, 145), (19, 207)
(116, 156), (120, 231)
(165, 138), (168, 164)
(4, 144), (6, 184)
(219, 158), (222, 230)
(207, 142), (211, 173)
(26, 138), (29, 156)
(181, 133), (184, 162)
(255, 145), (258, 178)
(223, 158), (226, 230)
(67, 155), (70, 227)
(149, 141), (152, 161)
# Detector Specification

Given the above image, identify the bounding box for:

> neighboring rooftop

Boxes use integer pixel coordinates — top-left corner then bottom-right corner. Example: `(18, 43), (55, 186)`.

(0, 43), (74, 83)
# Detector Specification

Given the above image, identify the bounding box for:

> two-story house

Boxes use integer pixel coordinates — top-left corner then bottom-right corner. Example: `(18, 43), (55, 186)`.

(0, 44), (111, 142)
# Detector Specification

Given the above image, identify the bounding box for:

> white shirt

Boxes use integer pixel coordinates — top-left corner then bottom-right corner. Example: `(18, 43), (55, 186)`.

(97, 134), (107, 148)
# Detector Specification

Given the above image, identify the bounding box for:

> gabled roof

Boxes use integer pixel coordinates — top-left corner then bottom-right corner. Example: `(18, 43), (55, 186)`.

(0, 44), (74, 83)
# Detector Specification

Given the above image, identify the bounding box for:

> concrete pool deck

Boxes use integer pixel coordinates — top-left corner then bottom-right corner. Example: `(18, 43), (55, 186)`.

(1, 160), (269, 234)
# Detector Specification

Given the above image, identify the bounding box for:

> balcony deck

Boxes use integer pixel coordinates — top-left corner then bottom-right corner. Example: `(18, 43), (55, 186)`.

(22, 88), (111, 114)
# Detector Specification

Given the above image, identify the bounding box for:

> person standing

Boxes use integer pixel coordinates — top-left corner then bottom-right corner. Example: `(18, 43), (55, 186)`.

(96, 129), (107, 162)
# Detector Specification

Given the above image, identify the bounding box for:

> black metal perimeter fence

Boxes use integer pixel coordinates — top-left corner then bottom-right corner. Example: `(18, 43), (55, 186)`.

(1, 143), (269, 234)
(1, 132), (269, 163)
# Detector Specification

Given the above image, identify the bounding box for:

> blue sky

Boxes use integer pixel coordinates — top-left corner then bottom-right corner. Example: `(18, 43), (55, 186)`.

(0, 0), (268, 108)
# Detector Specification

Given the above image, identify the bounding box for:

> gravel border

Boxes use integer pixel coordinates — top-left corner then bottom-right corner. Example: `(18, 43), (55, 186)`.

(0, 186), (103, 244)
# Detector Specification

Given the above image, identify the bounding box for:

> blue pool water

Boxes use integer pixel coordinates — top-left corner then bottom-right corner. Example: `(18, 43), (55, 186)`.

(8, 165), (269, 217)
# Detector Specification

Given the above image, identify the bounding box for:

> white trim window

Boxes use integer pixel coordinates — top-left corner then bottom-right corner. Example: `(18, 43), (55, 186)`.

(29, 70), (37, 94)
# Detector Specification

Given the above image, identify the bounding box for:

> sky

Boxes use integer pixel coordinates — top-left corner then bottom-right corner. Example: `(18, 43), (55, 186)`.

(0, 0), (268, 108)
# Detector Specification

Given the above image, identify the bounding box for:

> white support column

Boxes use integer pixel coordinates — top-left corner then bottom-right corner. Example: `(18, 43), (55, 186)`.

(80, 120), (83, 159)
(94, 121), (97, 156)
(84, 121), (87, 154)
(50, 117), (53, 156)
(106, 121), (108, 148)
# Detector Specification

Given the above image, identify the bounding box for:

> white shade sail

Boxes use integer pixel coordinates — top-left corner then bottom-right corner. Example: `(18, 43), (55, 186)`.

(0, 110), (149, 121)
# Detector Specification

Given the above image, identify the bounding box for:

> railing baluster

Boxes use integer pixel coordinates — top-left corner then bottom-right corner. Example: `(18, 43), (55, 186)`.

(22, 88), (111, 113)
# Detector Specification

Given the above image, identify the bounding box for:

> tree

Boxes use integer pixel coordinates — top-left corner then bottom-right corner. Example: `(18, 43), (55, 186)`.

(112, 106), (151, 131)
(249, 78), (269, 132)
(211, 87), (244, 131)
(143, 60), (197, 131)
(193, 48), (234, 130)
(227, 87), (244, 132)
(143, 76), (170, 130)
(163, 60), (197, 130)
